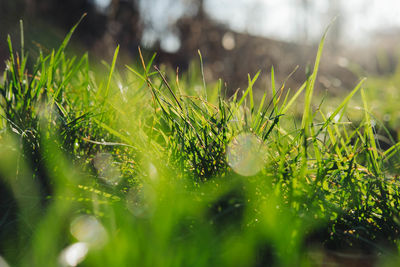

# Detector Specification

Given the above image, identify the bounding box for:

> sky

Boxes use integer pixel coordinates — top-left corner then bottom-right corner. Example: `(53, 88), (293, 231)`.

(93, 0), (400, 51)
(206, 0), (400, 43)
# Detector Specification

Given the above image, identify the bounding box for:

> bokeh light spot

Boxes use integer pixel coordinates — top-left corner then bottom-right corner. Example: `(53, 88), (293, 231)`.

(227, 133), (266, 176)
(93, 152), (121, 185)
(70, 215), (108, 248)
(222, 32), (236, 50)
(59, 242), (89, 267)
(126, 185), (155, 218)
(0, 256), (10, 267)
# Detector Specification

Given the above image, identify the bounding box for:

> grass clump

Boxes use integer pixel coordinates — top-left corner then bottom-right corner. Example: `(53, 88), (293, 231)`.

(1, 20), (400, 266)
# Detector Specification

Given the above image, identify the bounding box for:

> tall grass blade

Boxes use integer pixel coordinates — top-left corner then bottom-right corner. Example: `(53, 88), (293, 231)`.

(301, 28), (329, 134)
(103, 45), (119, 100)
(361, 87), (380, 171)
(280, 81), (306, 114)
(54, 13), (86, 61)
(198, 50), (207, 101)
(271, 66), (278, 115)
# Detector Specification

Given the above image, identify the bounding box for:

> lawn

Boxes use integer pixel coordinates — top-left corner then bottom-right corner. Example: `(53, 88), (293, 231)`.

(1, 19), (400, 266)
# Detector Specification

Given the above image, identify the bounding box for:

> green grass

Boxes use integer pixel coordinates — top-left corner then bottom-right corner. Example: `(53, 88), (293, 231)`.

(2, 20), (400, 266)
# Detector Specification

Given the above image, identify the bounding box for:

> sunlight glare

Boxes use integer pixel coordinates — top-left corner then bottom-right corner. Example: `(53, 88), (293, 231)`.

(93, 0), (111, 10)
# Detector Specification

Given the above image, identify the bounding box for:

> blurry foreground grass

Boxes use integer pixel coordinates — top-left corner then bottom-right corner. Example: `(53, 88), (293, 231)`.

(2, 19), (400, 266)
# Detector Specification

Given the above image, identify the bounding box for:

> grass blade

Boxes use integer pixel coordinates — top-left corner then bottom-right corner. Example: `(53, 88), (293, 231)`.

(103, 45), (119, 100)
(301, 28), (329, 134)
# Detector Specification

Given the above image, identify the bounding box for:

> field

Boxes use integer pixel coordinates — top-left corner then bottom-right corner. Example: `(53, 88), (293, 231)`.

(1, 20), (400, 266)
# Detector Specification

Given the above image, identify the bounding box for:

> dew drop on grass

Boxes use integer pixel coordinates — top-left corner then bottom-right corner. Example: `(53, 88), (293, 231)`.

(70, 215), (108, 248)
(226, 133), (266, 176)
(93, 153), (121, 185)
(59, 242), (89, 267)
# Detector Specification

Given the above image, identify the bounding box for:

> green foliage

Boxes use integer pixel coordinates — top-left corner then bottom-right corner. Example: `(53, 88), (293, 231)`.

(2, 22), (400, 266)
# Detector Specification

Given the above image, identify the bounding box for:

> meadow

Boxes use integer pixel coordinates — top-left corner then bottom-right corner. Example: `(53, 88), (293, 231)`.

(1, 19), (400, 266)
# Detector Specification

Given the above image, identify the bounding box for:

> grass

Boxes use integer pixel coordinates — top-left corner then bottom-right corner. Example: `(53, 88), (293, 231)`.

(1, 19), (400, 266)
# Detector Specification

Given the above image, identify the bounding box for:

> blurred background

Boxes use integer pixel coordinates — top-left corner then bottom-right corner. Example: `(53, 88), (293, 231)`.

(1, 0), (400, 93)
